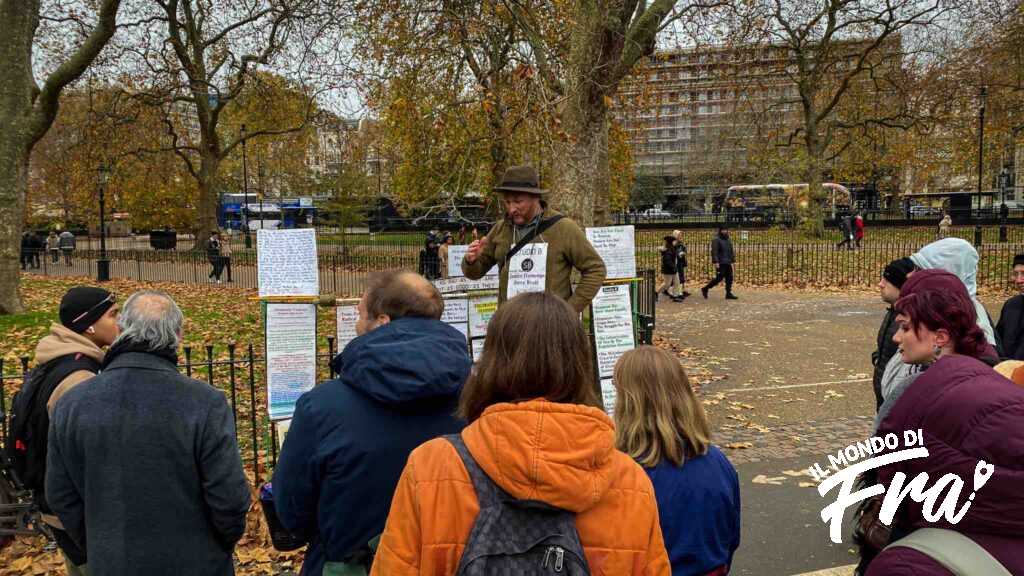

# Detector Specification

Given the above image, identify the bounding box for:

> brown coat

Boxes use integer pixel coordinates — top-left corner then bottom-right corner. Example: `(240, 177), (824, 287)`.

(371, 399), (671, 576)
(461, 207), (607, 313)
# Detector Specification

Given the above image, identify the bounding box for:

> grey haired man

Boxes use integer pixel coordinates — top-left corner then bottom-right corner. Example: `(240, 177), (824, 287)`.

(46, 290), (250, 576)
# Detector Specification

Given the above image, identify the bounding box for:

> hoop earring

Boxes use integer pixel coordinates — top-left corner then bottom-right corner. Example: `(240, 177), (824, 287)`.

(932, 345), (942, 360)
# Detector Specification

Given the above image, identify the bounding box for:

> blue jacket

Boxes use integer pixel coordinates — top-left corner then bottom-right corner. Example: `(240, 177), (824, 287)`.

(646, 446), (741, 576)
(272, 317), (471, 576)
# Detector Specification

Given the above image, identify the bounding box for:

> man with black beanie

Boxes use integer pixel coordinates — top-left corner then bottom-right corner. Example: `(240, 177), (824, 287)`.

(995, 254), (1024, 360)
(871, 257), (915, 409)
(27, 286), (118, 575)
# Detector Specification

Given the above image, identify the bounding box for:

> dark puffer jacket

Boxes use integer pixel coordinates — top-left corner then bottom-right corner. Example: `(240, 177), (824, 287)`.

(871, 308), (899, 410)
(867, 355), (1024, 575)
(273, 317), (472, 575)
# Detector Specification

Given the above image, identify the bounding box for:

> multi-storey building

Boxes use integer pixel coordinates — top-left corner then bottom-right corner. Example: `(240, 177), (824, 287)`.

(616, 40), (897, 210)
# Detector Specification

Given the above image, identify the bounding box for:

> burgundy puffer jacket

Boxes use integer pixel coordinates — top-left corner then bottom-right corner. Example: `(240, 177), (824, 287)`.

(867, 355), (1024, 575)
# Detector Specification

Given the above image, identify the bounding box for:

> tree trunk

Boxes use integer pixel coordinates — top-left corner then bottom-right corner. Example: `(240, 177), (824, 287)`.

(803, 130), (827, 238)
(192, 152), (222, 250)
(0, 0), (41, 314)
(552, 2), (614, 229)
(0, 140), (28, 314)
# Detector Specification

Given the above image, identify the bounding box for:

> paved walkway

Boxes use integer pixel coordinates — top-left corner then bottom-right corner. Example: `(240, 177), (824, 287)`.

(653, 286), (1007, 576)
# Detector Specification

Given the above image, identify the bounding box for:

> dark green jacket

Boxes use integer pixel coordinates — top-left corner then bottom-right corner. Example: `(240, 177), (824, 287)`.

(462, 207), (607, 312)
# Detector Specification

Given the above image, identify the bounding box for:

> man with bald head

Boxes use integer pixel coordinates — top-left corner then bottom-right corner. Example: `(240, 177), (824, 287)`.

(46, 290), (251, 575)
(274, 271), (472, 575)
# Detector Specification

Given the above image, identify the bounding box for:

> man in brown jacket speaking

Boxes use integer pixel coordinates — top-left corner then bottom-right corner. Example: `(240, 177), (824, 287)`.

(462, 165), (606, 313)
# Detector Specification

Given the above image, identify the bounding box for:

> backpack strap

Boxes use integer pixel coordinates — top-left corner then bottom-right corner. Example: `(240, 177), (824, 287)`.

(883, 528), (1012, 576)
(444, 433), (502, 508)
(503, 215), (564, 265)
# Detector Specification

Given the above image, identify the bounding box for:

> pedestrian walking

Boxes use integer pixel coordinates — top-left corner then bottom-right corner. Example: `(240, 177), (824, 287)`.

(418, 233), (441, 280)
(613, 346), (740, 576)
(28, 232), (42, 269)
(370, 292), (671, 575)
(46, 291), (251, 576)
(58, 230), (75, 265)
(274, 271), (470, 575)
(20, 232), (31, 270)
(438, 233), (453, 279)
(701, 226), (738, 300)
(674, 230), (691, 298)
(938, 213), (952, 238)
(853, 212), (865, 248)
(658, 236), (684, 302)
(206, 231), (223, 283)
(836, 214), (854, 250)
(7, 287), (119, 575)
(220, 236), (233, 283)
(995, 253), (1024, 360)
(856, 270), (1024, 576)
(46, 231), (60, 264)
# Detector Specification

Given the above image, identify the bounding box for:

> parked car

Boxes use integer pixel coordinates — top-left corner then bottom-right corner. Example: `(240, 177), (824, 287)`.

(640, 207), (674, 220)
(909, 205), (942, 217)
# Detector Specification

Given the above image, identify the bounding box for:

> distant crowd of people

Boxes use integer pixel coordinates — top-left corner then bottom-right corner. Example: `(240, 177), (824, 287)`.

(21, 230), (77, 269)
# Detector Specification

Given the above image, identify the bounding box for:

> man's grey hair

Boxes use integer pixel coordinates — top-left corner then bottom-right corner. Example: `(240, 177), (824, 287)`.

(113, 290), (184, 351)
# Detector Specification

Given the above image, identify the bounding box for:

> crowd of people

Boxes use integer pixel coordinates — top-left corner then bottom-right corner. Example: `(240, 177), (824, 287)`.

(21, 230), (76, 269)
(6, 163), (1024, 576)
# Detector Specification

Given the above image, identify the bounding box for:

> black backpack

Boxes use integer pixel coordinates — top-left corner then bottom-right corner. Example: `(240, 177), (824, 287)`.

(445, 434), (591, 575)
(4, 353), (99, 495)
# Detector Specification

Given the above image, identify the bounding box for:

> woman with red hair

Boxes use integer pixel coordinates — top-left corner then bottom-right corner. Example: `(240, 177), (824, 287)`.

(854, 270), (1024, 575)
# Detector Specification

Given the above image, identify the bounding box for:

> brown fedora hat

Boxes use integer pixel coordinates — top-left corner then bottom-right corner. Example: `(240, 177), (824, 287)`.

(494, 165), (546, 195)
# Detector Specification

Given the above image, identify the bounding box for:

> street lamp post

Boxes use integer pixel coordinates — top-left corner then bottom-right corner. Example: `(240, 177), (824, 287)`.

(242, 124), (251, 248)
(96, 164), (111, 282)
(976, 86), (987, 216)
(258, 157), (265, 231)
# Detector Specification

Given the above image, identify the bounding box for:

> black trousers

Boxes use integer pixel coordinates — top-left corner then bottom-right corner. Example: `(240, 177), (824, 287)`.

(704, 263), (734, 294)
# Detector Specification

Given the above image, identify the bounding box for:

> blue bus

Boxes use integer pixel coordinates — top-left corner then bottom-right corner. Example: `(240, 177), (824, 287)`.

(218, 193), (316, 231)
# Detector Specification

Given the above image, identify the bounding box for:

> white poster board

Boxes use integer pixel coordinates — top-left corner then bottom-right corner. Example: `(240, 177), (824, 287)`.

(275, 419), (292, 450)
(433, 276), (500, 294)
(442, 297), (470, 342)
(600, 379), (617, 417)
(257, 229), (319, 297)
(469, 294), (499, 338)
(266, 303), (318, 420)
(335, 304), (359, 354)
(591, 284), (635, 380)
(448, 245), (498, 279)
(506, 243), (548, 300)
(586, 225), (636, 280)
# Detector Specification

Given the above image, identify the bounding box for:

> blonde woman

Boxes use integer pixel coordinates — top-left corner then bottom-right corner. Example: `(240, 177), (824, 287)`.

(614, 346), (741, 576)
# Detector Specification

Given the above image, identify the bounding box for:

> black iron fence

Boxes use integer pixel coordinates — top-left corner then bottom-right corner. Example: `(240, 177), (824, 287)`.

(20, 225), (1024, 293)
(0, 268), (658, 489)
(0, 341), (350, 489)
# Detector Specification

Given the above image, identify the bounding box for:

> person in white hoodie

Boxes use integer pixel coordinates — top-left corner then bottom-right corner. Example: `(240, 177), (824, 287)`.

(876, 238), (999, 424)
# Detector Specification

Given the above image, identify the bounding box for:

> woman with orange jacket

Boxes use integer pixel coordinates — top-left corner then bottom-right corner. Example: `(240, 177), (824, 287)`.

(370, 292), (671, 576)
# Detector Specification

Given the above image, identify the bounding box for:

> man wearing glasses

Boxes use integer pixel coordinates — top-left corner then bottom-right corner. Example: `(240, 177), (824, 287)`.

(22, 286), (119, 574)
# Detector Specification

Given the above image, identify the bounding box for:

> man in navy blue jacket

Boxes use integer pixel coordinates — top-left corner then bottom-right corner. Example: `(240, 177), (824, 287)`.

(273, 271), (472, 575)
